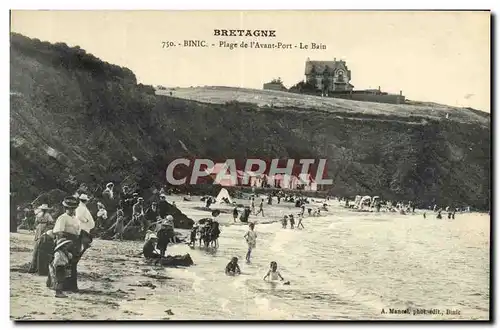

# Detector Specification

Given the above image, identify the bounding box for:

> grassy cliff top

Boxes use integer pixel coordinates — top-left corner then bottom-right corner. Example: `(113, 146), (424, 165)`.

(157, 86), (489, 127)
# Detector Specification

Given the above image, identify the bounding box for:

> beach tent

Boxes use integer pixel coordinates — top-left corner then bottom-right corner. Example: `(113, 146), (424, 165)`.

(216, 188), (234, 204)
(359, 196), (372, 209)
(354, 195), (362, 207)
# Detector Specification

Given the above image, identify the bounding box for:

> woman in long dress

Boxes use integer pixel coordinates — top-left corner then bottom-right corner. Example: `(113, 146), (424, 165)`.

(29, 229), (55, 276)
(51, 196), (81, 292)
(28, 204), (54, 274)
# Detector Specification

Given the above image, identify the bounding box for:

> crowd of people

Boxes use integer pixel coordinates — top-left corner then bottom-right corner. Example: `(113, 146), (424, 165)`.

(21, 180), (191, 298)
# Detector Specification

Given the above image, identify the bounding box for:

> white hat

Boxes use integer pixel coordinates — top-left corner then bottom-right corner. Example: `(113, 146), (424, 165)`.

(145, 231), (157, 241)
(79, 194), (89, 201)
(39, 204), (51, 210)
(106, 182), (114, 187)
(166, 215), (173, 221)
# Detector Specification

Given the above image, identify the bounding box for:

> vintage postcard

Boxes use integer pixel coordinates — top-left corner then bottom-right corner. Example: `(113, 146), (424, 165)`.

(9, 10), (491, 321)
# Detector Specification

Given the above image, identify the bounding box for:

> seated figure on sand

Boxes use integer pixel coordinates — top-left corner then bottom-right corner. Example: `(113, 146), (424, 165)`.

(143, 233), (162, 260)
(225, 257), (241, 276)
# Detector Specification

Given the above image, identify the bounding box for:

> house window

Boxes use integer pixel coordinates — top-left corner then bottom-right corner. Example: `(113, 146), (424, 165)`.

(337, 71), (345, 82)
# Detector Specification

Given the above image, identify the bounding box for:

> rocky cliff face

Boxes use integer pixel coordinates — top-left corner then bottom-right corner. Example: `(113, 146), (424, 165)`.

(10, 33), (491, 211)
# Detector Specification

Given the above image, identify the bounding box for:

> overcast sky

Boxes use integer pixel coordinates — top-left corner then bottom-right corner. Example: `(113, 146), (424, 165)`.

(11, 10), (490, 112)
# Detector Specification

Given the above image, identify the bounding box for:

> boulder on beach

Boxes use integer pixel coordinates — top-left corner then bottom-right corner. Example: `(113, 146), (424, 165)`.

(155, 254), (194, 267)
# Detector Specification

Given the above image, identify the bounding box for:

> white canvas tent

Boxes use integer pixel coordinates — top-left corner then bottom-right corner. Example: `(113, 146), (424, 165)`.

(216, 188), (233, 204)
(359, 196), (372, 209)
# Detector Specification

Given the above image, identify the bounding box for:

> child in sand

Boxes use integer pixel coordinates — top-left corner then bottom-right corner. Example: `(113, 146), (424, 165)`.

(225, 257), (241, 276)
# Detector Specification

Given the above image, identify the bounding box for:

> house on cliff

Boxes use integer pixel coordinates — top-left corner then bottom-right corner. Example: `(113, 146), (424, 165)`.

(305, 58), (354, 92)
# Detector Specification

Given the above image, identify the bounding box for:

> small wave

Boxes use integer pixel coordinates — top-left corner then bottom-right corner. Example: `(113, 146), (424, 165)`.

(269, 229), (301, 253)
(253, 295), (290, 319)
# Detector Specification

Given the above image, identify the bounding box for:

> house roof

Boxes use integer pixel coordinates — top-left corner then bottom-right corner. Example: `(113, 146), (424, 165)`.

(305, 60), (351, 80)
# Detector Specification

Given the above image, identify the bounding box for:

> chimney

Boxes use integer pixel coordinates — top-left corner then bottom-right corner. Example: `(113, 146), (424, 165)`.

(378, 86), (381, 92)
(334, 57), (337, 61)
(400, 90), (402, 96)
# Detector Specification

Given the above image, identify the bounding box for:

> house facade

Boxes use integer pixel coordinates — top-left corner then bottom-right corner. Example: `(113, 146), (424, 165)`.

(304, 58), (354, 92)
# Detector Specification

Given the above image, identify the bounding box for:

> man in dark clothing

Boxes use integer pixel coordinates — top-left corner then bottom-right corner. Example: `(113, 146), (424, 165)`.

(120, 186), (134, 218)
(145, 202), (159, 228)
(232, 207), (238, 222)
(156, 223), (170, 257)
(190, 224), (198, 247)
(158, 195), (170, 218)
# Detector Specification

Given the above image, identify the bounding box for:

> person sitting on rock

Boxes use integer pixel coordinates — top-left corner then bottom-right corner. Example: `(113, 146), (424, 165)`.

(225, 257), (241, 276)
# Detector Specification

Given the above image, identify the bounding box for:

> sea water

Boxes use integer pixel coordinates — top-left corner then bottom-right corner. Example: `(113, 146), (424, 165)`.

(142, 209), (490, 320)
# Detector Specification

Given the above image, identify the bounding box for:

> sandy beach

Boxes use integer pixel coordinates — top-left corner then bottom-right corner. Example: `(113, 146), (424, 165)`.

(10, 195), (300, 320)
(10, 195), (490, 320)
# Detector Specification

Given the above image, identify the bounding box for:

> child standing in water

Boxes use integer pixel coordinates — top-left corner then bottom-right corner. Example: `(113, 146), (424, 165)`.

(296, 214), (305, 229)
(289, 214), (295, 229)
(243, 223), (257, 263)
(263, 261), (285, 282)
(281, 215), (288, 229)
(232, 207), (238, 222)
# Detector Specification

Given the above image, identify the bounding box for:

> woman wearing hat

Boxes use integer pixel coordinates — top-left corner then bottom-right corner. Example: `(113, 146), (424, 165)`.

(132, 197), (146, 230)
(28, 229), (55, 275)
(52, 196), (81, 292)
(33, 204), (54, 242)
(96, 202), (108, 229)
(47, 238), (74, 298)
